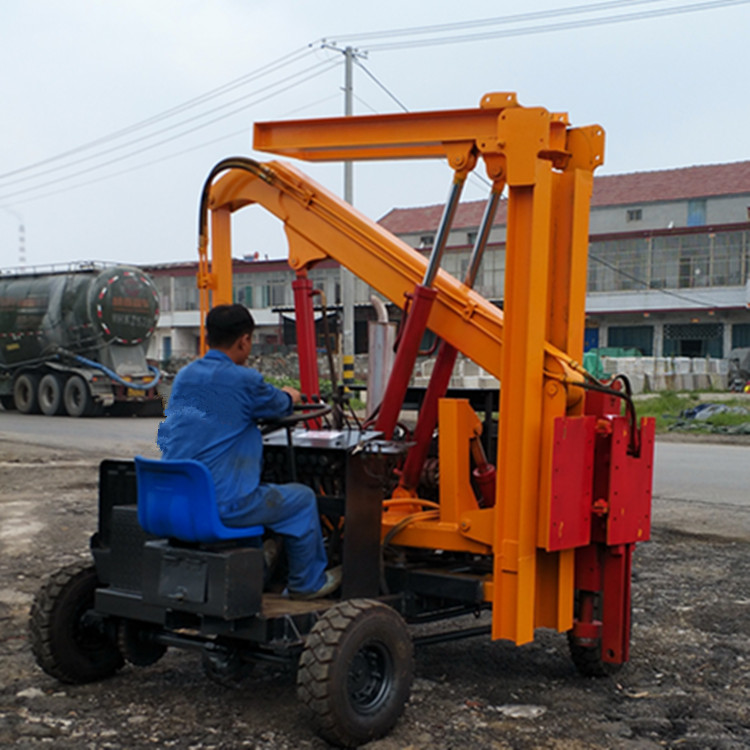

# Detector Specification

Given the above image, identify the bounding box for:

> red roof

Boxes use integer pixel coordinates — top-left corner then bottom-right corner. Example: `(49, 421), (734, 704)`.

(378, 160), (750, 234)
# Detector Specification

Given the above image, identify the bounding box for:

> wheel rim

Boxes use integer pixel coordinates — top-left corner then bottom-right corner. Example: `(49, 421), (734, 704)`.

(69, 384), (83, 409)
(73, 600), (113, 658)
(347, 640), (394, 715)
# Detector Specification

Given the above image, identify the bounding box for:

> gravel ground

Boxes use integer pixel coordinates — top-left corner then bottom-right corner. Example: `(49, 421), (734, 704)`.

(1, 439), (749, 749)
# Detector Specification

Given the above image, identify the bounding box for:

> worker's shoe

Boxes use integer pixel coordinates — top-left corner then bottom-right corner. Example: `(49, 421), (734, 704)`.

(289, 566), (342, 600)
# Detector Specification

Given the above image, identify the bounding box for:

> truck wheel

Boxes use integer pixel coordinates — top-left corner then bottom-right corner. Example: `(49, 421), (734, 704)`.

(63, 375), (94, 417)
(29, 561), (124, 684)
(297, 599), (414, 748)
(38, 373), (64, 416)
(13, 373), (41, 414)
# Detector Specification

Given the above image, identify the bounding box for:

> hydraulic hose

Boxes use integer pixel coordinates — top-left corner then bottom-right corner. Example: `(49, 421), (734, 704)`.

(71, 354), (161, 391)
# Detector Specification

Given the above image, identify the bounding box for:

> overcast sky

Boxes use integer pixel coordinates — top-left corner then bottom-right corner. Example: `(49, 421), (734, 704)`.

(1, 0), (749, 269)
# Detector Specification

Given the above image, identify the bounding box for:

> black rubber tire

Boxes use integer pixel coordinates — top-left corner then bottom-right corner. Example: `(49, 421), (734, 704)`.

(297, 599), (414, 748)
(0, 394), (15, 411)
(63, 375), (94, 417)
(38, 373), (65, 416)
(29, 561), (124, 684)
(13, 372), (40, 414)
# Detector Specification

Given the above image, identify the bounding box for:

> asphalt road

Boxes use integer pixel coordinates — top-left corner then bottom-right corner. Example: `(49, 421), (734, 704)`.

(2, 410), (749, 539)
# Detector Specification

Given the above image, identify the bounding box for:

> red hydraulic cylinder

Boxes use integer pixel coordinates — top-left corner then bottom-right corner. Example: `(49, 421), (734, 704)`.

(399, 339), (459, 490)
(292, 277), (320, 402)
(374, 285), (437, 439)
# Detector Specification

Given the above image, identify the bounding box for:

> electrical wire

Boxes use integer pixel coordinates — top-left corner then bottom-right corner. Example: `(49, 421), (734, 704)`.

(357, 0), (750, 50)
(352, 59), (409, 113)
(0, 60), (342, 203)
(5, 94), (346, 208)
(329, 0), (669, 41)
(589, 252), (724, 308)
(0, 46), (316, 183)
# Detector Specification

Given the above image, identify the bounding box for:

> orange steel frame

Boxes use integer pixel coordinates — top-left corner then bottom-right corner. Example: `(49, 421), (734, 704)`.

(197, 93), (623, 646)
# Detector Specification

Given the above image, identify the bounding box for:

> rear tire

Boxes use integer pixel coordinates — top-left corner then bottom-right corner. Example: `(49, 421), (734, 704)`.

(63, 375), (94, 417)
(13, 373), (40, 414)
(38, 373), (64, 416)
(29, 561), (124, 684)
(298, 599), (414, 748)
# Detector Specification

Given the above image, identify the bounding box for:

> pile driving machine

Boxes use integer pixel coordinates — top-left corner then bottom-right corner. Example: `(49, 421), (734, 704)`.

(30, 93), (654, 748)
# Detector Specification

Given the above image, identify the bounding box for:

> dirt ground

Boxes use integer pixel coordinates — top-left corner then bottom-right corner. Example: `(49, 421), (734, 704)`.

(1, 438), (749, 750)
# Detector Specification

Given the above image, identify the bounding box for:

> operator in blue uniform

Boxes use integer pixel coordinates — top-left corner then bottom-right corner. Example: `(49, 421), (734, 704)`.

(157, 303), (340, 599)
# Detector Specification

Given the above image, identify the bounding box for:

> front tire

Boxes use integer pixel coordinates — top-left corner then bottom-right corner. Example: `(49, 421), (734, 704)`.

(29, 561), (124, 684)
(297, 599), (414, 748)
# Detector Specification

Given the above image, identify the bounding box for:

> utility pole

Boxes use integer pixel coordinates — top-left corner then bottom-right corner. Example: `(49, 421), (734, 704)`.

(341, 46), (356, 382)
(321, 42), (365, 383)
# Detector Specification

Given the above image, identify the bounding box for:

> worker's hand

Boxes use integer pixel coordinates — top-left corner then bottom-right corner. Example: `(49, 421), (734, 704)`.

(282, 386), (302, 404)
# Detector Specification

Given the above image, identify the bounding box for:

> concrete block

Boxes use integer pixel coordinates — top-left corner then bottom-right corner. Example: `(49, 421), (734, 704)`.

(655, 358), (673, 375)
(479, 377), (500, 390)
(419, 359), (435, 379)
(674, 357), (691, 374)
(677, 374), (695, 391)
(628, 373), (646, 394)
(646, 374), (666, 391)
(461, 376), (480, 389)
(691, 358), (708, 374)
(709, 373), (728, 389)
(693, 374), (711, 390)
(601, 357), (619, 374)
(640, 357), (656, 376)
(461, 359), (480, 376)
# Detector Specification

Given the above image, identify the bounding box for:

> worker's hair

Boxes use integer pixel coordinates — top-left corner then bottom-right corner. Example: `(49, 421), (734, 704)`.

(206, 304), (255, 349)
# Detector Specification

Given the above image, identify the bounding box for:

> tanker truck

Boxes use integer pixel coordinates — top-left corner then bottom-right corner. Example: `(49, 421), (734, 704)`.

(0, 262), (162, 417)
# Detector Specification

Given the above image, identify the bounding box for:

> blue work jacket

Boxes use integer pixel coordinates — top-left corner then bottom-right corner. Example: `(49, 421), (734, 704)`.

(157, 350), (293, 518)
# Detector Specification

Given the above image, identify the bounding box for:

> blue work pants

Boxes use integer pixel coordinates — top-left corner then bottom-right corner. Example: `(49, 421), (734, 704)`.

(224, 482), (327, 595)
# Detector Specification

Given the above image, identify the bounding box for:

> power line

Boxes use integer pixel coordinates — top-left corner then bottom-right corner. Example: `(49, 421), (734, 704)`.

(353, 59), (409, 113)
(0, 58), (336, 190)
(0, 46), (316, 183)
(5, 93), (350, 208)
(351, 58), (492, 190)
(589, 253), (723, 308)
(0, 61), (341, 203)
(331, 0), (666, 41)
(351, 0), (750, 50)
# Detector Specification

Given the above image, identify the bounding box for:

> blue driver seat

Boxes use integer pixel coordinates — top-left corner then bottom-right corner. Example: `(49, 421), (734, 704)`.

(134, 456), (263, 543)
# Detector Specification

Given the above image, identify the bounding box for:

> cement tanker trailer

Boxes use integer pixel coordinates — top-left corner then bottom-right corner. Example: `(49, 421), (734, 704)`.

(0, 263), (162, 417)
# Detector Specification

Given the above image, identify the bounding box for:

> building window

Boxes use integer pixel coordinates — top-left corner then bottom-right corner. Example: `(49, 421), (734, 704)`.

(607, 325), (653, 356)
(687, 199), (707, 227)
(626, 208), (642, 222)
(419, 235), (435, 248)
(664, 322), (723, 358)
(234, 285), (253, 306)
(467, 231), (478, 246)
(732, 323), (750, 349)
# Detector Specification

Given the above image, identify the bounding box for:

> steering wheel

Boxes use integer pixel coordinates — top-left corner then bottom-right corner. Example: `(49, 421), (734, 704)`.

(258, 402), (332, 434)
